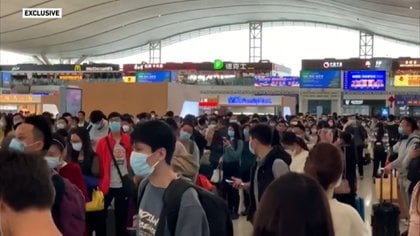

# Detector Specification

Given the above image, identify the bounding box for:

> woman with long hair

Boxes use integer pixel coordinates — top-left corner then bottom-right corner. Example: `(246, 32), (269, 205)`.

(282, 131), (309, 173)
(253, 172), (335, 236)
(221, 122), (244, 220)
(304, 142), (369, 236)
(67, 127), (104, 236)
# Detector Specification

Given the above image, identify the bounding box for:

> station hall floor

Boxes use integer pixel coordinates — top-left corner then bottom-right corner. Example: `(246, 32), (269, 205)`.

(233, 166), (408, 236)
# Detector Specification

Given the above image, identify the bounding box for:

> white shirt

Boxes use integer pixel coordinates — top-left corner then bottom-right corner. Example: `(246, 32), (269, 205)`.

(290, 150), (309, 173)
(329, 199), (369, 236)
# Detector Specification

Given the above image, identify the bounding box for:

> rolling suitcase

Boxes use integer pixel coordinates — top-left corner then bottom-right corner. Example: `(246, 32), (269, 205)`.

(371, 169), (400, 236)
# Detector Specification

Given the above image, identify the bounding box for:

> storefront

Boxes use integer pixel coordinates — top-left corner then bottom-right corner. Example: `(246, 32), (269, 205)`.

(342, 70), (387, 116)
(199, 97), (219, 114)
(218, 95), (283, 115)
(299, 70), (341, 115)
(394, 95), (420, 117)
(0, 94), (42, 114)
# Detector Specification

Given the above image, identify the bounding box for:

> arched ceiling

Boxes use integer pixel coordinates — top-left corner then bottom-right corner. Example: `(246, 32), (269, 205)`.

(0, 0), (419, 58)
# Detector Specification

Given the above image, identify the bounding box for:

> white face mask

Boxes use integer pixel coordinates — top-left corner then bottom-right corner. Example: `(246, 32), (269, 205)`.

(72, 143), (83, 152)
(122, 125), (130, 133)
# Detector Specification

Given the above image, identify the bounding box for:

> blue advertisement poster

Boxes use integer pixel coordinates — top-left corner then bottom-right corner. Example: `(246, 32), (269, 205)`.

(254, 76), (300, 87)
(300, 70), (341, 88)
(136, 71), (171, 83)
(343, 70), (386, 91)
(1, 72), (12, 88)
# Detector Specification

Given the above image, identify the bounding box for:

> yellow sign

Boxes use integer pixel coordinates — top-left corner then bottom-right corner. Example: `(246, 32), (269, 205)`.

(59, 75), (83, 80)
(0, 94), (41, 103)
(394, 75), (420, 87)
(74, 64), (82, 71)
(123, 76), (136, 83)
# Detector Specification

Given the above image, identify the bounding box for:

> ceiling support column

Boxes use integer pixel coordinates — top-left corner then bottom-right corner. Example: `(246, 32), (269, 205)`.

(75, 55), (88, 65)
(249, 22), (262, 63)
(359, 31), (374, 59)
(149, 41), (161, 64)
(40, 53), (51, 65)
(32, 55), (46, 65)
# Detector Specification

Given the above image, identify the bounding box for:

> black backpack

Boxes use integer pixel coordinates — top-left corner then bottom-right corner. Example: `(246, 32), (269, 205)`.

(138, 178), (233, 236)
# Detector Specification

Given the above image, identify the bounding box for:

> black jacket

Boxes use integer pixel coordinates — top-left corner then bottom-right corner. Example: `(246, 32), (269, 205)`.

(247, 145), (291, 222)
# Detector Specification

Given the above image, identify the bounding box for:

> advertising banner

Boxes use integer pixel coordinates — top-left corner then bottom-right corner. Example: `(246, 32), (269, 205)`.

(1, 72), (12, 88)
(343, 70), (386, 91)
(136, 71), (171, 83)
(254, 76), (300, 87)
(300, 70), (341, 88)
(394, 74), (420, 87)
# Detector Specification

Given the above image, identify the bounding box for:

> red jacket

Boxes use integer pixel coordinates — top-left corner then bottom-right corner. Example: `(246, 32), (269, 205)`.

(96, 132), (132, 195)
(59, 163), (88, 200)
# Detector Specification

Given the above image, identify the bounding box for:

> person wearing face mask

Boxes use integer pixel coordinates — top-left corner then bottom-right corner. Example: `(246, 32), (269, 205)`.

(219, 123), (243, 220)
(88, 110), (109, 151)
(56, 117), (69, 131)
(0, 150), (61, 236)
(179, 123), (200, 167)
(68, 127), (103, 236)
(385, 117), (420, 220)
(9, 115), (86, 236)
(132, 120), (210, 236)
(231, 124), (291, 222)
(95, 112), (132, 236)
(305, 142), (369, 236)
(281, 132), (309, 173)
(12, 113), (24, 130)
(47, 133), (88, 199)
(121, 115), (135, 134)
(239, 124), (255, 216)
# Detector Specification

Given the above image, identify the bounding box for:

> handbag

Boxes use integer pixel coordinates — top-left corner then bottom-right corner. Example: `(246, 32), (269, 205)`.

(334, 146), (351, 194)
(210, 164), (223, 183)
(106, 138), (136, 198)
(86, 188), (105, 212)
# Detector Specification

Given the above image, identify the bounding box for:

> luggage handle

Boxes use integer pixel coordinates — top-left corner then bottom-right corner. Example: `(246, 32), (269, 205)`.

(379, 168), (395, 203)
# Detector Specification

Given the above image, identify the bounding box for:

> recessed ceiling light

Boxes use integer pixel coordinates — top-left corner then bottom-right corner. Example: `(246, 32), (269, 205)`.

(409, 6), (413, 10)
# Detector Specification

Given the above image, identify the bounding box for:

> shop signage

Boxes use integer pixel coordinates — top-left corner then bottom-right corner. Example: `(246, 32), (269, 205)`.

(1, 72), (12, 88)
(254, 76), (300, 87)
(394, 74), (420, 87)
(0, 94), (41, 103)
(122, 76), (136, 83)
(59, 75), (83, 80)
(323, 61), (343, 69)
(227, 96), (273, 105)
(1, 64), (119, 72)
(85, 66), (113, 71)
(399, 59), (420, 68)
(199, 98), (219, 107)
(300, 70), (341, 88)
(343, 100), (364, 105)
(343, 70), (386, 91)
(213, 60), (224, 70)
(395, 95), (420, 106)
(73, 64), (82, 71)
(134, 63), (164, 70)
(136, 71), (171, 83)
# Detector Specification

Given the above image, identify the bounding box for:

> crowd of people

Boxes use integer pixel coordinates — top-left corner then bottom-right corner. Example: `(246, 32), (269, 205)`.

(0, 110), (419, 236)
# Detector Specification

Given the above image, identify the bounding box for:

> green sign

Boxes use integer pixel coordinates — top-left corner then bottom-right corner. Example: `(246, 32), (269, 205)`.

(213, 59), (224, 70)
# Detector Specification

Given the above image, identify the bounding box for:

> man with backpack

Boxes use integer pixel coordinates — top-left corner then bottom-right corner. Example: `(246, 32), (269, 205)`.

(132, 120), (233, 236)
(9, 115), (86, 236)
(231, 124), (291, 222)
(385, 117), (419, 220)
